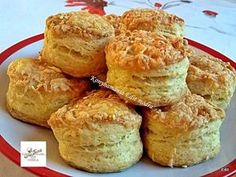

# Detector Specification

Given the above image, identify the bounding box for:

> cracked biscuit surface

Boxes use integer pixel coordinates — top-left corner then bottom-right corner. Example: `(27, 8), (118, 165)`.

(104, 14), (122, 36)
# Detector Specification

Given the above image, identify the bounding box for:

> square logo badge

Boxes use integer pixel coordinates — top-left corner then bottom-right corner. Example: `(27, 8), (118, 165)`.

(20, 141), (46, 167)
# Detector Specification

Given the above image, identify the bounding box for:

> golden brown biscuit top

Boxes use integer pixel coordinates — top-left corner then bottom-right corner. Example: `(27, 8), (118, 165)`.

(7, 58), (89, 93)
(49, 90), (142, 129)
(121, 8), (184, 32)
(188, 55), (236, 87)
(46, 11), (114, 39)
(143, 92), (225, 130)
(105, 30), (189, 71)
(104, 14), (121, 35)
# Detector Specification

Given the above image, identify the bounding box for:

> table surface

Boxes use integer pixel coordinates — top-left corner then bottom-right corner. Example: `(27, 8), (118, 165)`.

(0, 0), (236, 176)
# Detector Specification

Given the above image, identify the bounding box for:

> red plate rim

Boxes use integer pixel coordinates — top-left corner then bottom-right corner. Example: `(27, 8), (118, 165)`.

(0, 34), (235, 177)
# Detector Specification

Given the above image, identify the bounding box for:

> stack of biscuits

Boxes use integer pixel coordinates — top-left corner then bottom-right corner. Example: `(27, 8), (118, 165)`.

(6, 9), (236, 172)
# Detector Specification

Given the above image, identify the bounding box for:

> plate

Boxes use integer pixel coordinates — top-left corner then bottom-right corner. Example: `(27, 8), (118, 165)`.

(0, 34), (235, 177)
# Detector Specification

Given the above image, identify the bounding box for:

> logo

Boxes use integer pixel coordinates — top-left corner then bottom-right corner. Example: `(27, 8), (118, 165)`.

(20, 141), (46, 167)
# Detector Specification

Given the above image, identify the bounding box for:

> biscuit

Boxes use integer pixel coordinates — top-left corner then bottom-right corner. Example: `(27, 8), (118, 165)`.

(6, 58), (90, 128)
(41, 11), (115, 77)
(187, 55), (236, 109)
(105, 30), (189, 107)
(120, 8), (185, 37)
(48, 89), (143, 172)
(142, 92), (225, 167)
